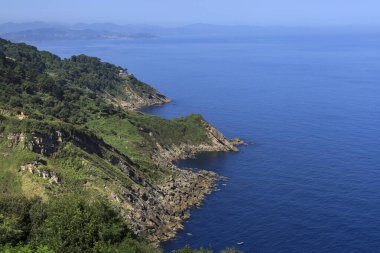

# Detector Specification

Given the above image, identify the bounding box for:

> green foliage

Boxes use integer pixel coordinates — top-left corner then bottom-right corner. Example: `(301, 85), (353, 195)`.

(174, 245), (213, 253)
(0, 195), (45, 245)
(0, 38), (210, 151)
(0, 144), (38, 195)
(60, 54), (123, 93)
(0, 244), (54, 253)
(123, 75), (158, 98)
(0, 39), (124, 124)
(127, 112), (209, 146)
(0, 195), (160, 253)
(36, 196), (129, 253)
(174, 246), (243, 253)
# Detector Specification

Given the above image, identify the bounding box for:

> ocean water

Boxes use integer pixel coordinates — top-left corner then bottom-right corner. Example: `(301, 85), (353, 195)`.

(34, 32), (380, 253)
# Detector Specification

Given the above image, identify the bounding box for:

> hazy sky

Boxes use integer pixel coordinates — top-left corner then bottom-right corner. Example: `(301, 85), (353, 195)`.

(1, 0), (379, 26)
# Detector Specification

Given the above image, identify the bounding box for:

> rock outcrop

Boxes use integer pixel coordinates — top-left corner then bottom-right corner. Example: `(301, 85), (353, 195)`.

(26, 131), (64, 156)
(107, 91), (171, 110)
(7, 131), (63, 155)
(7, 132), (26, 147)
(123, 85), (170, 110)
(153, 119), (238, 166)
(111, 168), (217, 243)
(229, 137), (246, 146)
(8, 130), (112, 158)
(20, 160), (61, 184)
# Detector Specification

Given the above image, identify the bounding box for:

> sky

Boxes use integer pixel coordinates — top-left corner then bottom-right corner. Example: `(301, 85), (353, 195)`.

(1, 0), (380, 27)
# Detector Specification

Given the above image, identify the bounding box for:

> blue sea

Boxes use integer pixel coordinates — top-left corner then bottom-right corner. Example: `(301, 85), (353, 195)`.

(33, 31), (380, 253)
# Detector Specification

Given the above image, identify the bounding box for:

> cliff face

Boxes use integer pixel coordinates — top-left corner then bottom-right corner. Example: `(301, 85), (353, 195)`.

(113, 168), (217, 243)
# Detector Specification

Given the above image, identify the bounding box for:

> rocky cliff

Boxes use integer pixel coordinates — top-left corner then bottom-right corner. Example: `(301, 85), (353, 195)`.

(112, 168), (218, 243)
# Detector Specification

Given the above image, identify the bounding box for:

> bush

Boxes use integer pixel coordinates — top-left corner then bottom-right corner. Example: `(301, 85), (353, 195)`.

(174, 246), (243, 253)
(0, 195), (45, 246)
(0, 244), (54, 253)
(174, 245), (213, 253)
(0, 195), (160, 253)
(35, 196), (130, 253)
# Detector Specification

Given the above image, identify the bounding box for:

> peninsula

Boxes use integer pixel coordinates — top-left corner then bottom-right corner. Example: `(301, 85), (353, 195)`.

(0, 39), (240, 252)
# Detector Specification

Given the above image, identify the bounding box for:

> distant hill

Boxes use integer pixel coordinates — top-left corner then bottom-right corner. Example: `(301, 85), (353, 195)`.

(0, 21), (59, 34)
(71, 22), (163, 34)
(1, 27), (154, 41)
(0, 22), (262, 42)
(2, 22), (373, 43)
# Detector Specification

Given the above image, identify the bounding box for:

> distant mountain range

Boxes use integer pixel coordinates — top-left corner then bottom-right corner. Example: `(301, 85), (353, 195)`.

(0, 22), (158, 41)
(1, 22), (378, 42)
(2, 27), (154, 41)
(0, 22), (268, 42)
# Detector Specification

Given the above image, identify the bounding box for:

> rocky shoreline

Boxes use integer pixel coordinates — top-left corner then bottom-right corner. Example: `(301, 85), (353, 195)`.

(118, 93), (233, 243)
(109, 163), (221, 245)
(113, 118), (242, 244)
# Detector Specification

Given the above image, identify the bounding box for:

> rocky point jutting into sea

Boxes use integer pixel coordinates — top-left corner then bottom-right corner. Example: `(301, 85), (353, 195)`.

(115, 112), (241, 243)
(0, 38), (242, 247)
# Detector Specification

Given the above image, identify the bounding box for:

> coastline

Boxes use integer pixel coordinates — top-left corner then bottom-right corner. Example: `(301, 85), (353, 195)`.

(118, 102), (242, 244)
(112, 134), (240, 244)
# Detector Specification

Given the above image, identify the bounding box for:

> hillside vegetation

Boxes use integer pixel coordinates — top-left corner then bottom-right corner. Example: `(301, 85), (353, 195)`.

(0, 39), (239, 252)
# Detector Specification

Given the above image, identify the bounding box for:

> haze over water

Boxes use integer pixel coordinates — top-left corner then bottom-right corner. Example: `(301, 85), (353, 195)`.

(34, 31), (380, 252)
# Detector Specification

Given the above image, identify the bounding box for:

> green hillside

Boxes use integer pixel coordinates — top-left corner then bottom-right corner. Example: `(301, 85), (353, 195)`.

(0, 39), (239, 253)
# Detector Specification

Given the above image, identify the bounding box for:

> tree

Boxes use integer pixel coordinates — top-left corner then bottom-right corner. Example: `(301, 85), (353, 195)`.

(37, 196), (130, 253)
